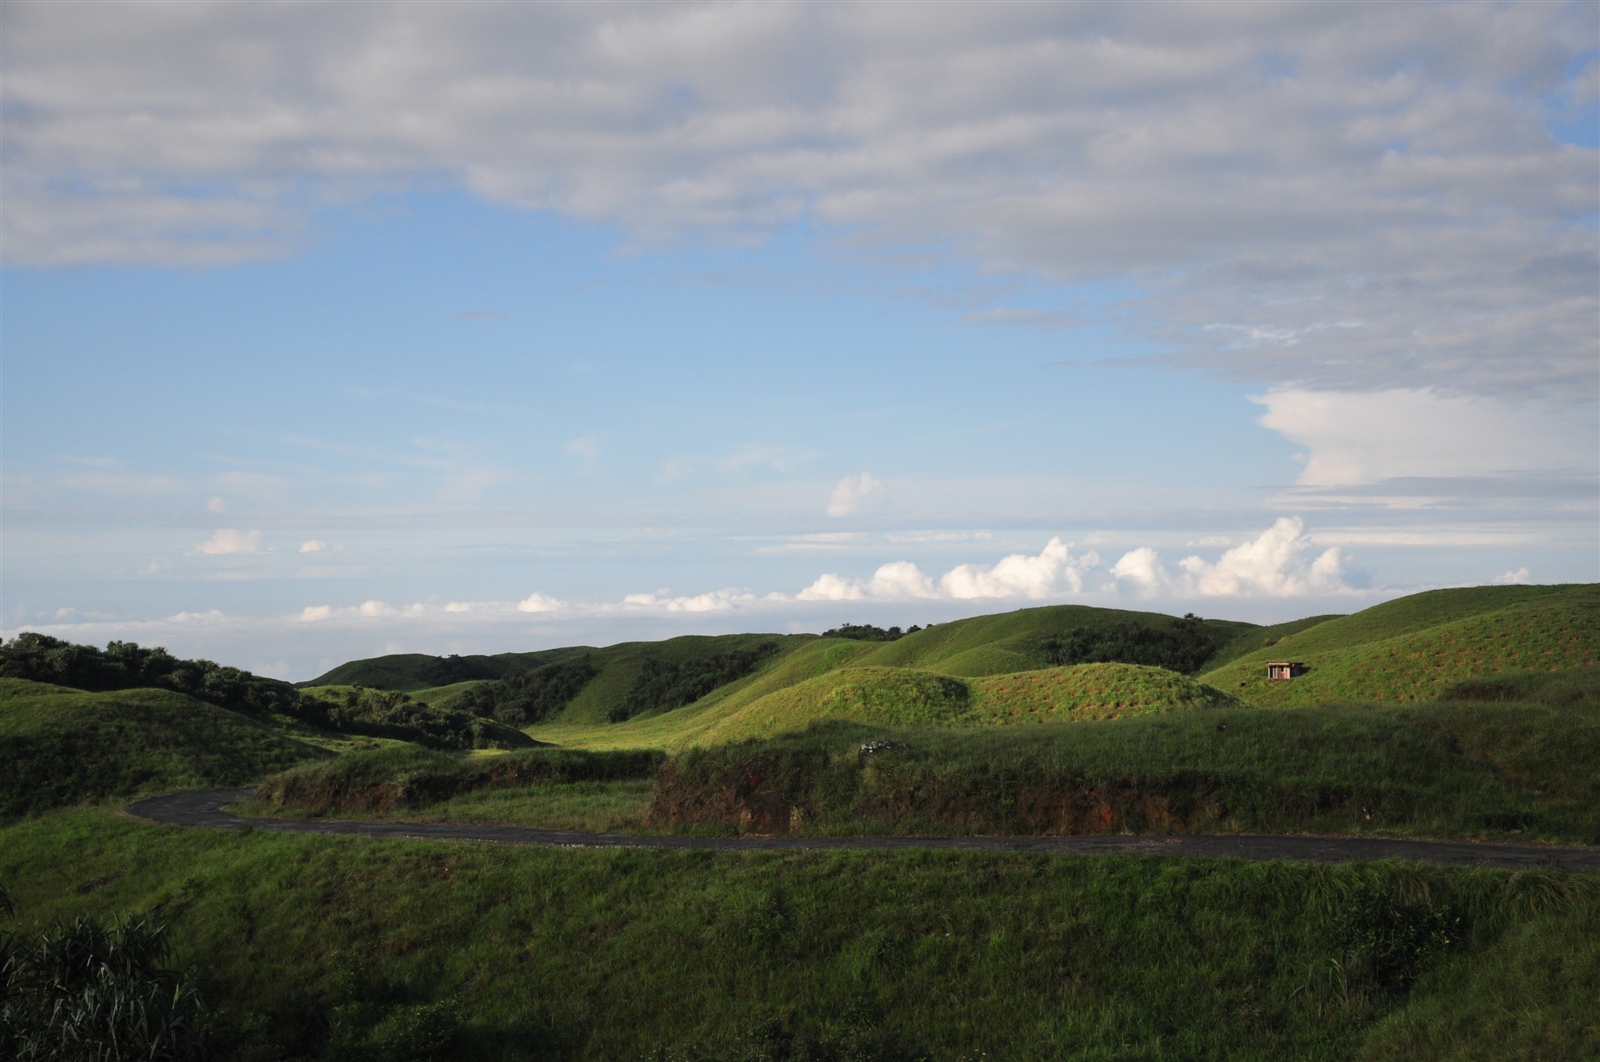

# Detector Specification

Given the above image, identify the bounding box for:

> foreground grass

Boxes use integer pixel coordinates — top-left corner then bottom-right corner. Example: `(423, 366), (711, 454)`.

(3, 808), (1595, 1060)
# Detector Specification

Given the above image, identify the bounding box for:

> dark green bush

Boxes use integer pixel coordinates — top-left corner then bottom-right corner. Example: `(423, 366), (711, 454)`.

(819, 624), (919, 643)
(1333, 886), (1464, 994)
(1037, 613), (1224, 674)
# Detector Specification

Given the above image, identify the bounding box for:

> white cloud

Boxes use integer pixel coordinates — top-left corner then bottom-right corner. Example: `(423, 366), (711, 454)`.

(206, 496), (227, 513)
(191, 529), (262, 555)
(517, 592), (565, 613)
(1109, 547), (1172, 596)
(800, 538), (1092, 602)
(1112, 517), (1352, 598)
(827, 472), (887, 517)
(941, 538), (1098, 600)
(9, 4), (1589, 396)
(621, 589), (757, 612)
(298, 600), (425, 622)
(1254, 388), (1599, 487)
(565, 436), (603, 466)
(1494, 567), (1531, 585)
(299, 539), (327, 553)
(798, 560), (941, 602)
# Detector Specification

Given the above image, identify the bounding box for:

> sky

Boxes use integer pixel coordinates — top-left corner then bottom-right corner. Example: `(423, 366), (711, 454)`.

(3, 1), (1596, 681)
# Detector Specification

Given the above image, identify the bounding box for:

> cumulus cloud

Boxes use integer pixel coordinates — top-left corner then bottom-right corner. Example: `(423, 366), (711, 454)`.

(797, 560), (940, 602)
(206, 496), (227, 513)
(297, 600), (424, 622)
(827, 472), (887, 517)
(299, 539), (327, 553)
(799, 538), (1094, 602)
(940, 537), (1099, 600)
(1109, 546), (1171, 595)
(7, 3), (1591, 396)
(1494, 567), (1532, 585)
(517, 592), (565, 613)
(622, 589), (759, 612)
(191, 529), (261, 555)
(1112, 517), (1352, 598)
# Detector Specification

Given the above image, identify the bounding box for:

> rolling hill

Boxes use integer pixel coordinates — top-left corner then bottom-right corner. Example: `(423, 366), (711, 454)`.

(1202, 584), (1600, 705)
(0, 677), (328, 817)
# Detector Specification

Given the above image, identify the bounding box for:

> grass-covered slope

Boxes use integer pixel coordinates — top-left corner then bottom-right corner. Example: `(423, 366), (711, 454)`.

(681, 662), (1239, 745)
(1203, 584), (1600, 706)
(849, 604), (1255, 676)
(0, 677), (327, 818)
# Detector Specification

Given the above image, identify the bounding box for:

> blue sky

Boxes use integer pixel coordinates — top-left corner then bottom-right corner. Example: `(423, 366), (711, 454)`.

(3, 3), (1596, 678)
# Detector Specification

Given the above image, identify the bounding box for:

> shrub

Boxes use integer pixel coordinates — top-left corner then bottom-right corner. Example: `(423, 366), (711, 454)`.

(820, 624), (920, 643)
(1037, 614), (1224, 674)
(1, 902), (208, 1062)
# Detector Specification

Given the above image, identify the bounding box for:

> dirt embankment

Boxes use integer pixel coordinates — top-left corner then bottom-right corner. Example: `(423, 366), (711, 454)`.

(648, 755), (1356, 836)
(256, 765), (494, 815)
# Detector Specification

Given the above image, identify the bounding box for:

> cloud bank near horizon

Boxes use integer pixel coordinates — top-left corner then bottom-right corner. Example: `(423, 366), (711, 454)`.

(4, 516), (1395, 678)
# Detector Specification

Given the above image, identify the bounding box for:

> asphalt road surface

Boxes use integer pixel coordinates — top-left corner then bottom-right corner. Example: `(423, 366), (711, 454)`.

(124, 789), (1600, 870)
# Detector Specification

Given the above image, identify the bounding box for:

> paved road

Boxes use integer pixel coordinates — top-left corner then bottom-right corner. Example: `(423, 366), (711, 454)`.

(125, 789), (1600, 870)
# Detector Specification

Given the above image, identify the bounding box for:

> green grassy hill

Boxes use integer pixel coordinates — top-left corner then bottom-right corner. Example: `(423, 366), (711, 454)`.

(0, 677), (328, 818)
(314, 605), (1257, 730)
(848, 604), (1255, 676)
(679, 662), (1240, 746)
(1203, 584), (1600, 706)
(303, 649), (578, 692)
(521, 605), (1255, 748)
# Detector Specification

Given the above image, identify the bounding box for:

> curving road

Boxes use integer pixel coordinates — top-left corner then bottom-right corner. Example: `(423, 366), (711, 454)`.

(125, 789), (1600, 870)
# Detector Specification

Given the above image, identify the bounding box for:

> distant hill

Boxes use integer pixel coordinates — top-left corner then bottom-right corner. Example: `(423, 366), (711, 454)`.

(529, 609), (1257, 749)
(321, 604), (1258, 714)
(676, 662), (1241, 745)
(0, 677), (328, 818)
(841, 604), (1256, 676)
(1201, 584), (1600, 705)
(303, 649), (580, 691)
